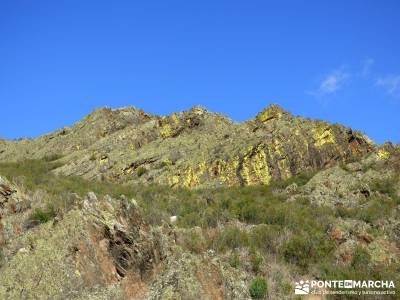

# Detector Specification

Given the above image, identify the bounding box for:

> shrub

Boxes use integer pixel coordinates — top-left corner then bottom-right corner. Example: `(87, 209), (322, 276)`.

(249, 277), (268, 299)
(250, 248), (263, 273)
(339, 162), (351, 172)
(270, 171), (315, 190)
(137, 167), (147, 177)
(214, 226), (249, 252)
(282, 236), (313, 269)
(351, 246), (371, 269)
(282, 232), (334, 272)
(0, 249), (4, 268)
(370, 177), (400, 204)
(338, 196), (396, 224)
(31, 207), (55, 224)
(250, 224), (282, 254)
(237, 202), (263, 223)
(229, 251), (240, 268)
(180, 229), (206, 253)
(43, 154), (63, 162)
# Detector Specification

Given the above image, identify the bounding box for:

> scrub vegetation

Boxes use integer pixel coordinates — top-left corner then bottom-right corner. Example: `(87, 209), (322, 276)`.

(1, 155), (399, 299)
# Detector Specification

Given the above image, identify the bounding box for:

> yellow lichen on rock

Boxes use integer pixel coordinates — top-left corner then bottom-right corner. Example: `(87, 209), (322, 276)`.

(186, 162), (207, 187)
(277, 159), (291, 180)
(160, 123), (174, 138)
(208, 159), (240, 185)
(312, 127), (336, 148)
(241, 144), (272, 185)
(170, 162), (208, 188)
(159, 114), (180, 138)
(240, 163), (251, 185)
(270, 139), (291, 179)
(255, 105), (284, 123)
(168, 175), (180, 187)
(377, 149), (390, 160)
(252, 149), (271, 185)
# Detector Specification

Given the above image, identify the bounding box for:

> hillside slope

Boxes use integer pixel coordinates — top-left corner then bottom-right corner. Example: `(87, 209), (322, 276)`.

(0, 144), (399, 299)
(0, 106), (399, 299)
(0, 105), (374, 188)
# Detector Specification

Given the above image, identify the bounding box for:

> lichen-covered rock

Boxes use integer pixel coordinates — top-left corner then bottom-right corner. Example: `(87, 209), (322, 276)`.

(0, 193), (162, 299)
(0, 107), (399, 300)
(144, 249), (251, 300)
(0, 105), (374, 188)
(0, 182), (258, 300)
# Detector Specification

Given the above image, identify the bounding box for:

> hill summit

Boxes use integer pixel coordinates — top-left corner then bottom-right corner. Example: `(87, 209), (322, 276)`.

(0, 105), (399, 299)
(0, 105), (374, 187)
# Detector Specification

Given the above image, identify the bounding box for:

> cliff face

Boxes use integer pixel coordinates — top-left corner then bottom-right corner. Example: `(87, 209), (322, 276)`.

(0, 105), (374, 188)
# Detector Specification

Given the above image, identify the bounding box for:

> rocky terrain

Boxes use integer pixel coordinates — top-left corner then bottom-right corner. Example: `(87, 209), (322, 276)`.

(0, 105), (373, 187)
(0, 105), (399, 299)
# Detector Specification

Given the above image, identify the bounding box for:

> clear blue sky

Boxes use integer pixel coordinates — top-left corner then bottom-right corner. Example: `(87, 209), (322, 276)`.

(1, 1), (399, 143)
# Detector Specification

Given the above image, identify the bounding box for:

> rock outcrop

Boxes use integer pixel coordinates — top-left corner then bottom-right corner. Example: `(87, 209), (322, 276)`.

(0, 106), (398, 299)
(0, 191), (164, 299)
(0, 105), (374, 188)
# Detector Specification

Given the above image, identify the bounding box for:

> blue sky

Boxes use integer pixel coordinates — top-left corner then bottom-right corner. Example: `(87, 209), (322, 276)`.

(0, 0), (399, 143)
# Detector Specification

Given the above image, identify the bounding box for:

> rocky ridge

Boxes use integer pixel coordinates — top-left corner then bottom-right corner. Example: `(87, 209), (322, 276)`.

(0, 105), (374, 188)
(0, 105), (399, 299)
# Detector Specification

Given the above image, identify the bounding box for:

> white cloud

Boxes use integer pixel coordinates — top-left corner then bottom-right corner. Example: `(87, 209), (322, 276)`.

(376, 75), (400, 97)
(361, 58), (374, 77)
(310, 69), (349, 96)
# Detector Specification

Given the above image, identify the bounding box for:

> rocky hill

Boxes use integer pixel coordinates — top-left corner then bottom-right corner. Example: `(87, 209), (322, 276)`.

(0, 105), (374, 188)
(0, 105), (399, 299)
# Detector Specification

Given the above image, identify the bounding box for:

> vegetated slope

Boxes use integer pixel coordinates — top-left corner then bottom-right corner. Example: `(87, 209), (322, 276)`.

(0, 105), (373, 188)
(0, 142), (399, 299)
(0, 106), (398, 299)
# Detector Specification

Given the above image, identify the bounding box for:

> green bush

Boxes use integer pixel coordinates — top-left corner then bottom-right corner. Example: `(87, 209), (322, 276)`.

(137, 166), (147, 177)
(370, 177), (400, 203)
(270, 171), (315, 189)
(214, 226), (249, 252)
(0, 249), (4, 268)
(282, 232), (334, 272)
(249, 277), (268, 299)
(250, 224), (282, 254)
(31, 207), (55, 224)
(43, 154), (63, 162)
(229, 251), (240, 268)
(250, 248), (263, 273)
(337, 196), (396, 224)
(351, 246), (371, 269)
